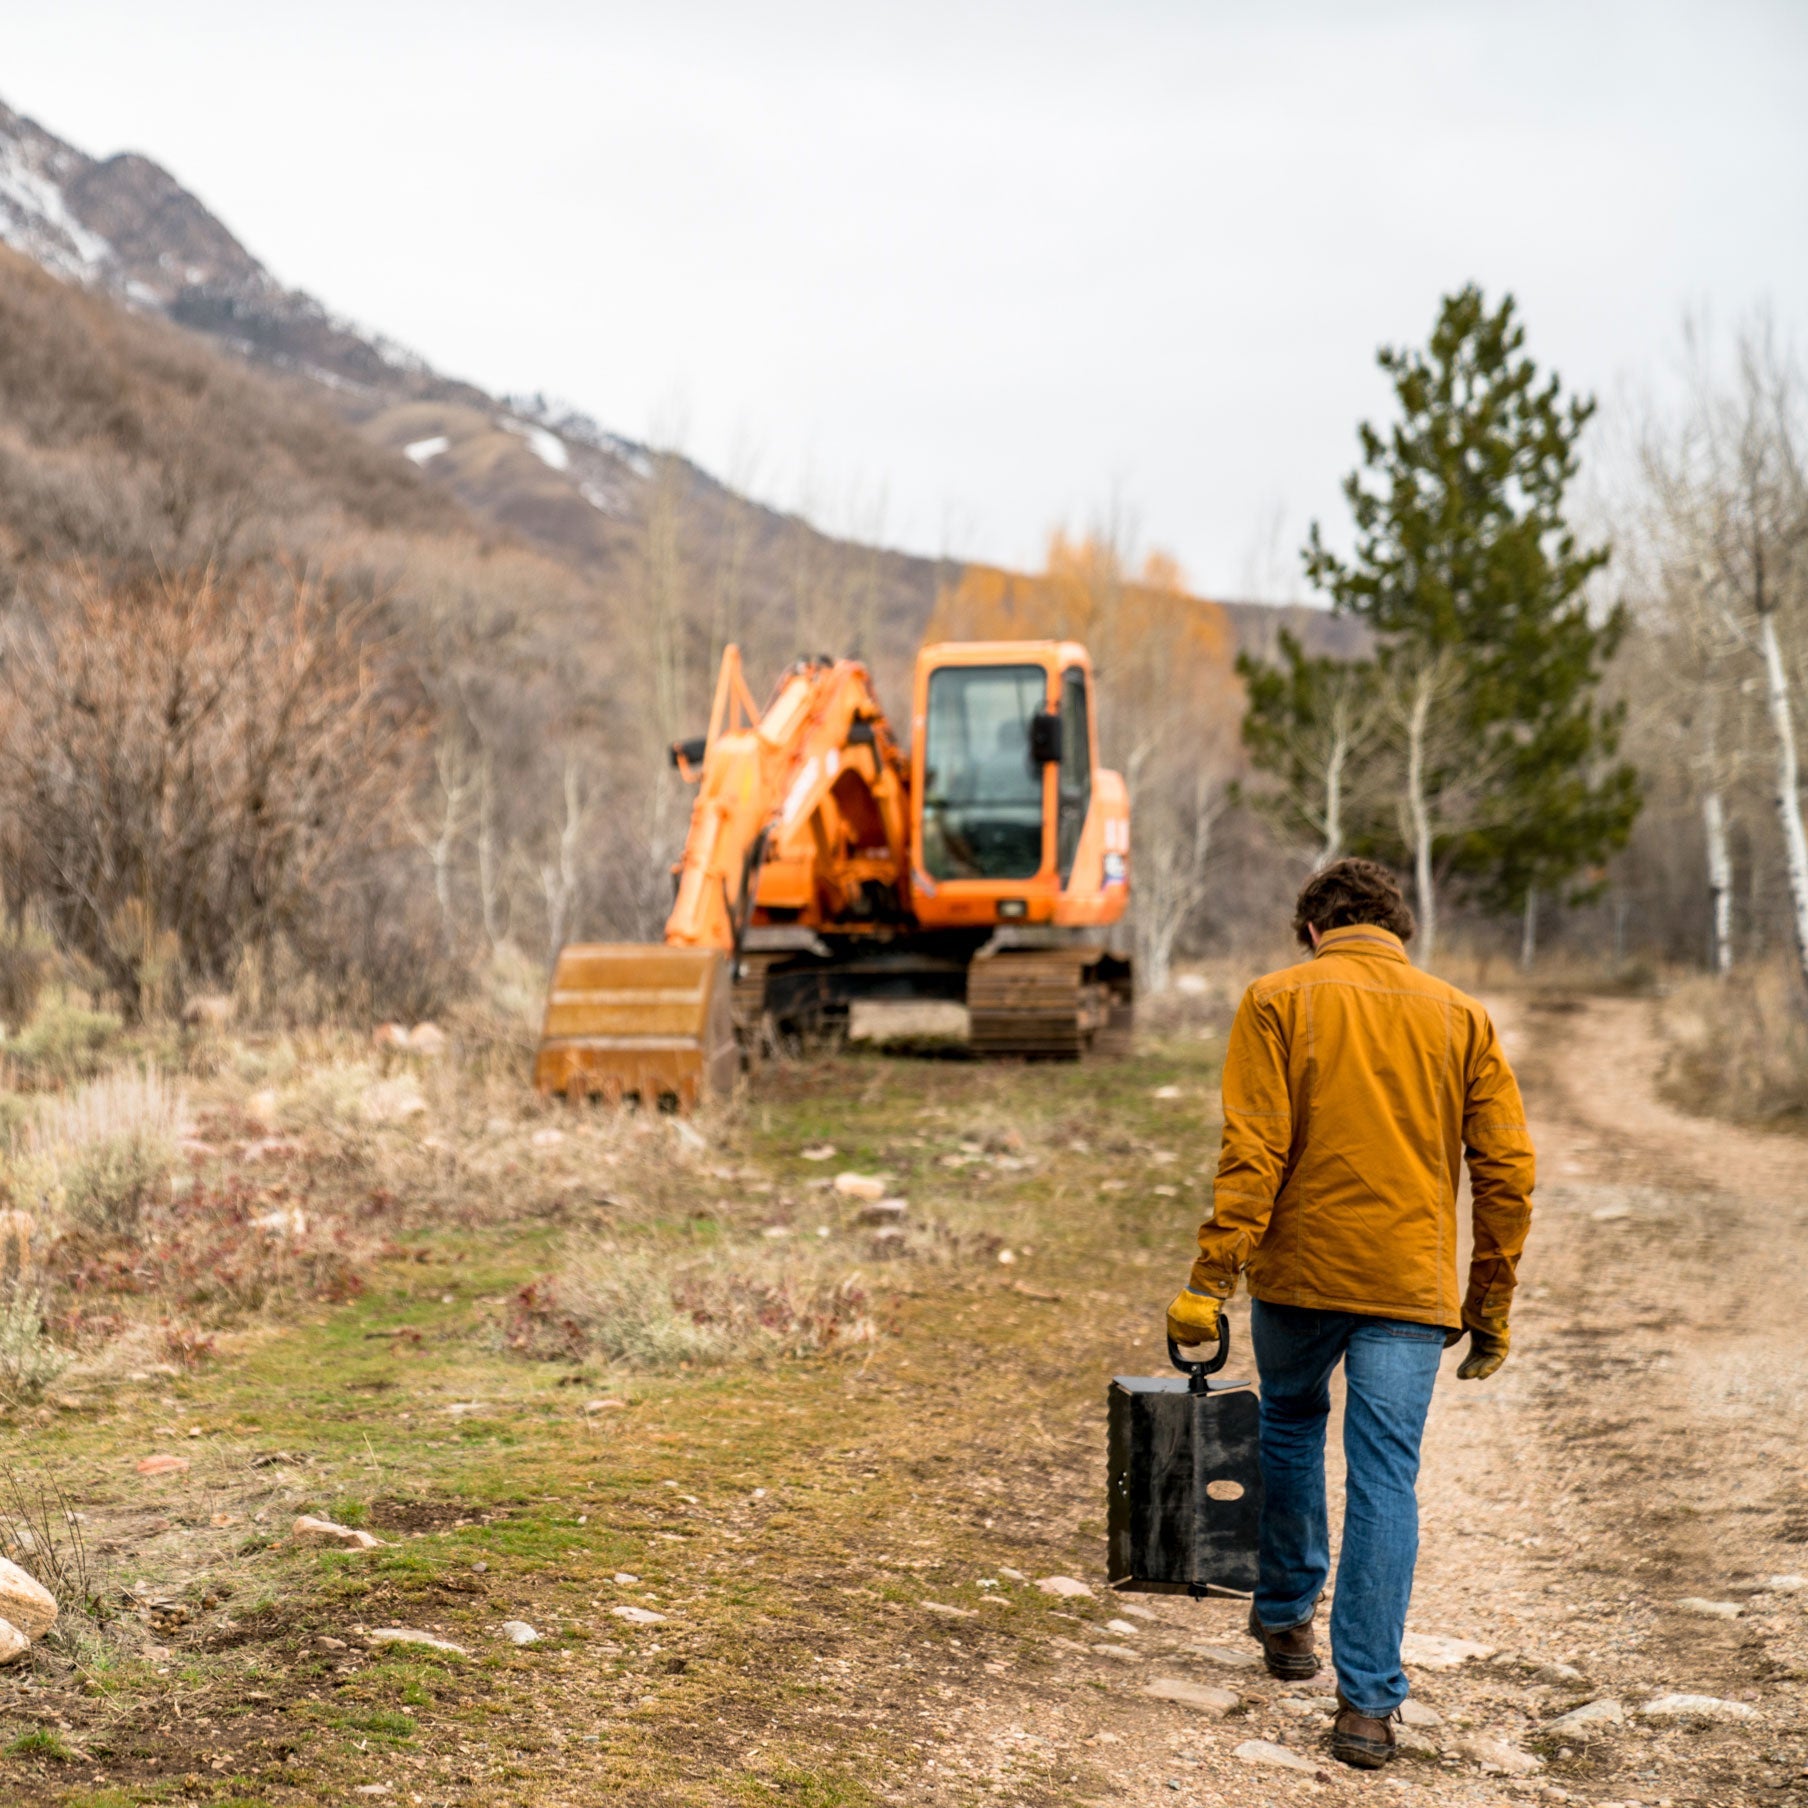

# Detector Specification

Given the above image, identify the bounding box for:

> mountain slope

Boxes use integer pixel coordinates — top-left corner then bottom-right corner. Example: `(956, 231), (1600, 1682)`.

(0, 91), (1345, 682)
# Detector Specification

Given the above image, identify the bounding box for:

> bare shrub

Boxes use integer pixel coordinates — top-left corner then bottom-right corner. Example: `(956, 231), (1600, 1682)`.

(0, 929), (50, 1029)
(62, 1178), (373, 1320)
(0, 1465), (107, 1624)
(0, 562), (432, 1019)
(16, 1069), (187, 1238)
(61, 1139), (167, 1238)
(5, 996), (122, 1087)
(0, 1290), (71, 1402)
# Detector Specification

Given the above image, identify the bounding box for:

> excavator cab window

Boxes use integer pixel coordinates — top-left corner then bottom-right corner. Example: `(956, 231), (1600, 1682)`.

(921, 664), (1046, 881)
(1056, 665), (1093, 880)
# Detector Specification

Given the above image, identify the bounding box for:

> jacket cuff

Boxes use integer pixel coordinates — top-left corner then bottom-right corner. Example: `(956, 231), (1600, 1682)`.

(1186, 1261), (1234, 1301)
(1462, 1257), (1514, 1330)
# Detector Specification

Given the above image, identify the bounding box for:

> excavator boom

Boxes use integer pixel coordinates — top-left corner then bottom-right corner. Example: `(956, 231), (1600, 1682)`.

(534, 649), (906, 1106)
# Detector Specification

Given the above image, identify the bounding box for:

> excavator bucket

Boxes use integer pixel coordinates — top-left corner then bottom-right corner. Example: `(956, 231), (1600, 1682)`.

(534, 945), (738, 1109)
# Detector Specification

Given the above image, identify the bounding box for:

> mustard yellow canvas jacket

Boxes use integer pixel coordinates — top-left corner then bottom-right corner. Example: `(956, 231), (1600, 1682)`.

(1190, 925), (1535, 1329)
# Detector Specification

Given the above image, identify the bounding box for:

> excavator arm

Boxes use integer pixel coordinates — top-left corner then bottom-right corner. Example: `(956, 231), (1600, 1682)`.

(534, 647), (908, 1106)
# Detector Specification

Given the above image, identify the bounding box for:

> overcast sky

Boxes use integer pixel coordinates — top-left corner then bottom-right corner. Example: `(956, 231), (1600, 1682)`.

(9, 1), (1808, 595)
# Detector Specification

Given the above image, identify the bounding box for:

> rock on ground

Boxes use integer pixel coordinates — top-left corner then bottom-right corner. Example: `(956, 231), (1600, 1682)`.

(0, 1556), (58, 1639)
(499, 1621), (539, 1646)
(1544, 1698), (1625, 1734)
(1400, 1629), (1495, 1668)
(293, 1514), (380, 1551)
(1673, 1596), (1743, 1618)
(367, 1628), (466, 1654)
(0, 1618), (29, 1665)
(1639, 1692), (1757, 1721)
(1144, 1678), (1239, 1713)
(612, 1605), (666, 1625)
(1188, 1642), (1258, 1668)
(1456, 1733), (1541, 1775)
(1398, 1697), (1442, 1728)
(1233, 1738), (1319, 1773)
(833, 1173), (887, 1201)
(1035, 1575), (1092, 1599)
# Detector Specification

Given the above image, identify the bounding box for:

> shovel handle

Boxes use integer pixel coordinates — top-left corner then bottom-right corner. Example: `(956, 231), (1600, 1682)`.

(1168, 1317), (1230, 1386)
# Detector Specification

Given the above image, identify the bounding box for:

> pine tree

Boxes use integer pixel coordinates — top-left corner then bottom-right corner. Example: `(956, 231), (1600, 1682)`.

(1301, 284), (1640, 960)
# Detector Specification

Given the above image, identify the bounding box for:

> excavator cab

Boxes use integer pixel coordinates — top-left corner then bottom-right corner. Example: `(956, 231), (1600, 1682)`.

(909, 641), (1133, 1057)
(909, 642), (1130, 934)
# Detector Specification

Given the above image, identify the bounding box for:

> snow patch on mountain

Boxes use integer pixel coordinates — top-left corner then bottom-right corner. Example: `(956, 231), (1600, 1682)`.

(503, 393), (654, 470)
(498, 418), (570, 472)
(0, 129), (112, 281)
(405, 436), (451, 466)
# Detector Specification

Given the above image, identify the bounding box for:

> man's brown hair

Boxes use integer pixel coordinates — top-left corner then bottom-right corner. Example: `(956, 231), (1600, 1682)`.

(1292, 857), (1416, 949)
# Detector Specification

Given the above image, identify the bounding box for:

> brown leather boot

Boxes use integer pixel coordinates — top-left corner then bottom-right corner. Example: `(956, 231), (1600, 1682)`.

(1330, 1694), (1398, 1769)
(1245, 1600), (1321, 1680)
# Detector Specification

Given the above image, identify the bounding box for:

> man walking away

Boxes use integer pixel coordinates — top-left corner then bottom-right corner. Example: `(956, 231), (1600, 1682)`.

(1165, 859), (1534, 1769)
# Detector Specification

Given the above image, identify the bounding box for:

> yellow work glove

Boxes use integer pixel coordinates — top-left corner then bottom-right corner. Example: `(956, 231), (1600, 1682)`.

(1445, 1311), (1510, 1379)
(1165, 1284), (1225, 1348)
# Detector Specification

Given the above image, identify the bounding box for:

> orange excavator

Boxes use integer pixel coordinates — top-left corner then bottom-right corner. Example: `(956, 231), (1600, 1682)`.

(534, 638), (1133, 1107)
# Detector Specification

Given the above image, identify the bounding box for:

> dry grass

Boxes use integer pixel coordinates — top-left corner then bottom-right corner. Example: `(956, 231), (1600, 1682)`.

(1660, 962), (1808, 1131)
(6, 1065), (188, 1239)
(504, 1240), (878, 1368)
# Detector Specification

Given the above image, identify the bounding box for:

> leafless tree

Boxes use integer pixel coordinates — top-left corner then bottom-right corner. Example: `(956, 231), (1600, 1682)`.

(0, 562), (425, 1014)
(1642, 319), (1808, 988)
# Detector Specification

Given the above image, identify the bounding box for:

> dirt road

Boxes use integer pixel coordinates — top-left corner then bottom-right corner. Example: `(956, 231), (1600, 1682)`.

(941, 993), (1808, 1807)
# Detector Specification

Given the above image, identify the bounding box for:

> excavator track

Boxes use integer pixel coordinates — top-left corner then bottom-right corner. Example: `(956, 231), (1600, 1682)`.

(966, 948), (1133, 1060)
(731, 953), (778, 1039)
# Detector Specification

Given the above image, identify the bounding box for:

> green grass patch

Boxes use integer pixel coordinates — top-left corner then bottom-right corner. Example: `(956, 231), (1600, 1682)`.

(7, 1726), (75, 1760)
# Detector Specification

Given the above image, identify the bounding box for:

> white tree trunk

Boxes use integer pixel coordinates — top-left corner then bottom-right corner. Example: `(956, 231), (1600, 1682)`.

(1134, 766), (1221, 994)
(540, 758), (585, 964)
(476, 748), (506, 950)
(1757, 606), (1808, 988)
(1519, 886), (1538, 971)
(1404, 666), (1438, 966)
(1702, 788), (1733, 975)
(422, 738), (471, 952)
(1317, 701), (1349, 871)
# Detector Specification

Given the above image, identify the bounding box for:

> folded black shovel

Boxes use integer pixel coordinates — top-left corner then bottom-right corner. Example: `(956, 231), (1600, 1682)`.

(1106, 1317), (1263, 1596)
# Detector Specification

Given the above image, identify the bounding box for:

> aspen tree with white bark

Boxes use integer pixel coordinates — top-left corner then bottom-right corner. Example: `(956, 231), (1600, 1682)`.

(1672, 328), (1808, 988)
(1235, 629), (1385, 871)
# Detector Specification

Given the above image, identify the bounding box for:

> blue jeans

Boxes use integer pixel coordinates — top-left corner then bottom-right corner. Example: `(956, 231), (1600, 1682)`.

(1250, 1298), (1445, 1716)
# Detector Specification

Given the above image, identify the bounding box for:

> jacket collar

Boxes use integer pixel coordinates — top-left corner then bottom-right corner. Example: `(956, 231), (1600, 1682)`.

(1312, 925), (1409, 964)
